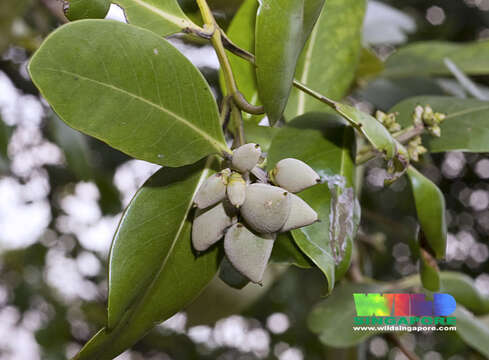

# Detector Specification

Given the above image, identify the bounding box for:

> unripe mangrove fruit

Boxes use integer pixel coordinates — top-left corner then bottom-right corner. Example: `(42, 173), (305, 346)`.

(224, 223), (275, 283)
(194, 168), (231, 209)
(270, 158), (320, 193)
(64, 0), (111, 21)
(240, 183), (291, 234)
(192, 202), (233, 251)
(227, 172), (246, 208)
(231, 143), (262, 172)
(280, 193), (318, 232)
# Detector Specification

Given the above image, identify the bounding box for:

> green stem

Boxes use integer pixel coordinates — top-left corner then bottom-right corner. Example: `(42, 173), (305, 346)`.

(196, 0), (264, 115)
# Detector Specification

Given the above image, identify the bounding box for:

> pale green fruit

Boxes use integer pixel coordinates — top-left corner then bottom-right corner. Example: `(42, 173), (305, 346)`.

(224, 223), (275, 283)
(280, 193), (318, 232)
(192, 202), (233, 251)
(227, 172), (246, 208)
(231, 143), (262, 172)
(240, 183), (290, 234)
(194, 168), (231, 209)
(270, 158), (320, 193)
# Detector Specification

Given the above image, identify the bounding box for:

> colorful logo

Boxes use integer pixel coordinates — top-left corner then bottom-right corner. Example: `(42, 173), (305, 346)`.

(353, 293), (456, 316)
(352, 293), (457, 329)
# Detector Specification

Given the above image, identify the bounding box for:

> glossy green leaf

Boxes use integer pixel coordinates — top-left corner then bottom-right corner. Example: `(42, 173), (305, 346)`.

(454, 307), (489, 358)
(114, 0), (196, 36)
(308, 282), (385, 347)
(391, 96), (489, 152)
(267, 113), (357, 292)
(271, 232), (312, 268)
(384, 40), (489, 78)
(255, 0), (324, 123)
(407, 166), (446, 259)
(74, 159), (221, 360)
(439, 272), (489, 315)
(29, 20), (227, 168)
(285, 0), (366, 119)
(419, 248), (440, 291)
(223, 0), (259, 111)
(65, 0), (111, 21)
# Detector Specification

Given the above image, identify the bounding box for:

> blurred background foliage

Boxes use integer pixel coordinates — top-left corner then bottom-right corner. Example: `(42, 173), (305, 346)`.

(1, 0), (489, 359)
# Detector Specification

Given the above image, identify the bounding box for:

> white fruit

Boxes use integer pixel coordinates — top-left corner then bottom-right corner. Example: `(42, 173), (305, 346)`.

(224, 223), (275, 283)
(192, 202), (233, 251)
(231, 143), (262, 172)
(240, 183), (291, 233)
(280, 193), (318, 232)
(227, 172), (246, 208)
(270, 158), (320, 193)
(194, 168), (231, 209)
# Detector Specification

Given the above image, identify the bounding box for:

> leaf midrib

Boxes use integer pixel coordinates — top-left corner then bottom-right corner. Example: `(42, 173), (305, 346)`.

(41, 67), (225, 151)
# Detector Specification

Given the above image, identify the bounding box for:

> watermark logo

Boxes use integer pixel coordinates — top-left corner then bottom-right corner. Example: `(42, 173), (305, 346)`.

(352, 293), (457, 332)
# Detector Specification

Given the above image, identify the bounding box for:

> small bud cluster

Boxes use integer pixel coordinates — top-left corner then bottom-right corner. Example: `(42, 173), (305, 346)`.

(192, 143), (320, 284)
(413, 105), (446, 137)
(375, 110), (401, 133)
(407, 136), (427, 162)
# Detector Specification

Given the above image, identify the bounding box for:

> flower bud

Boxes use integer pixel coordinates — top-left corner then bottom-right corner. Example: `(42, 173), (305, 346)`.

(231, 143), (262, 172)
(280, 193), (318, 232)
(240, 183), (291, 234)
(192, 202), (233, 251)
(194, 168), (231, 209)
(227, 172), (246, 208)
(270, 158), (320, 193)
(224, 223), (275, 283)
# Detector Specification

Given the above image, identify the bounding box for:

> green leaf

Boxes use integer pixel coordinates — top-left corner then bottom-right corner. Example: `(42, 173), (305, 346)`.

(384, 40), (489, 78)
(308, 282), (386, 347)
(454, 307), (489, 358)
(270, 232), (312, 268)
(267, 113), (357, 292)
(285, 0), (366, 119)
(439, 272), (489, 315)
(255, 0), (324, 123)
(419, 248), (440, 291)
(29, 20), (228, 168)
(243, 122), (279, 152)
(407, 166), (446, 259)
(74, 159), (221, 360)
(355, 48), (384, 84)
(114, 0), (196, 36)
(65, 0), (111, 21)
(391, 96), (489, 152)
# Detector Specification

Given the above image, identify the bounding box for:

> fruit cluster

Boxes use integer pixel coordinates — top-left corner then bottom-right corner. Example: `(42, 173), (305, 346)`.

(192, 143), (321, 284)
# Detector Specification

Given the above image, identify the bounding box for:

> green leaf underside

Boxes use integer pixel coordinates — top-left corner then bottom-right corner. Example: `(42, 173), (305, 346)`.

(114, 0), (194, 36)
(285, 0), (366, 119)
(75, 159), (221, 360)
(267, 113), (357, 292)
(255, 0), (324, 123)
(384, 40), (489, 78)
(391, 96), (489, 152)
(455, 308), (489, 358)
(65, 0), (111, 21)
(29, 20), (227, 168)
(439, 272), (489, 314)
(407, 166), (447, 259)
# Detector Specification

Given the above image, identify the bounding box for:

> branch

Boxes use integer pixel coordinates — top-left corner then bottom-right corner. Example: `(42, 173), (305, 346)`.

(385, 334), (420, 360)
